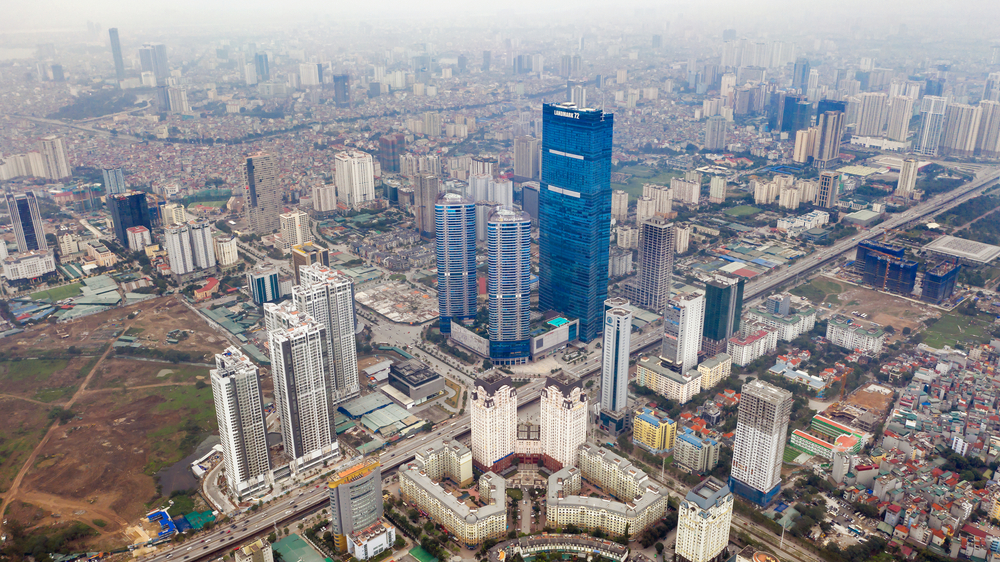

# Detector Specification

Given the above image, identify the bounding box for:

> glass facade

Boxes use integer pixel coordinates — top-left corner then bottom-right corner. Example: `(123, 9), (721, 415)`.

(538, 102), (614, 342)
(487, 208), (532, 364)
(108, 192), (152, 247)
(435, 193), (476, 334)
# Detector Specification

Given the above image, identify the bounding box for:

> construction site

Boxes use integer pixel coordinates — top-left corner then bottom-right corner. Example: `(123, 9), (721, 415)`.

(822, 382), (896, 433)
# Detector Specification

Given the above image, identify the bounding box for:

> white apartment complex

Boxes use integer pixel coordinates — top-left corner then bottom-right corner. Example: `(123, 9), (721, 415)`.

(730, 380), (792, 505)
(211, 347), (271, 499)
(743, 306), (816, 341)
(636, 355), (703, 405)
(540, 375), (588, 470)
(413, 438), (473, 488)
(826, 315), (886, 354)
(296, 264), (360, 404)
(265, 303), (337, 466)
(214, 236), (239, 267)
(280, 209), (312, 249)
(335, 151), (376, 208)
(399, 463), (506, 547)
(469, 373), (518, 472)
(676, 478), (733, 562)
(601, 300), (632, 414)
(726, 325), (779, 367)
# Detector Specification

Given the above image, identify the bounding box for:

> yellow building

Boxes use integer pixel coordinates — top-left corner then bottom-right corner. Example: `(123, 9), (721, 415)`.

(328, 458), (382, 552)
(697, 353), (733, 390)
(632, 407), (677, 453)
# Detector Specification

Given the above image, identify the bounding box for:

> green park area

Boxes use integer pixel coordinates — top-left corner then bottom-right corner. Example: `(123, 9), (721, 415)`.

(31, 283), (83, 302)
(613, 165), (682, 200)
(790, 278), (845, 306)
(723, 205), (761, 217)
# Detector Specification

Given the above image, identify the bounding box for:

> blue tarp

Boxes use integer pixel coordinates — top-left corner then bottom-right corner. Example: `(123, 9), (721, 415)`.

(172, 515), (192, 533)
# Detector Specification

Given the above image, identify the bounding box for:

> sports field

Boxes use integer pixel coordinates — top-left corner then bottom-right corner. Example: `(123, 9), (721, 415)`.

(723, 205), (761, 217)
(32, 283), (83, 302)
(273, 534), (327, 562)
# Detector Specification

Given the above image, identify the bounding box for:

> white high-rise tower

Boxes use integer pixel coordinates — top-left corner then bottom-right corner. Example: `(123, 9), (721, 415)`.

(469, 372), (517, 473)
(265, 303), (338, 467)
(676, 478), (733, 562)
(296, 264), (361, 406)
(539, 374), (588, 470)
(599, 298), (632, 435)
(729, 379), (792, 506)
(896, 158), (918, 198)
(211, 347), (271, 498)
(334, 151), (376, 208)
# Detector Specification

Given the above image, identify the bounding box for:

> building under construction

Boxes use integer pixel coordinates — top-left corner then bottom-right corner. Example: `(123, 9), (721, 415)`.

(921, 260), (961, 305)
(856, 239), (918, 295)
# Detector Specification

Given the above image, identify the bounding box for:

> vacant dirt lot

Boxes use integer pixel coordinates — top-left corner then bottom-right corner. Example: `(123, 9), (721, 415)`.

(91, 359), (211, 389)
(125, 298), (229, 358)
(0, 398), (52, 493)
(19, 380), (217, 537)
(824, 277), (937, 343)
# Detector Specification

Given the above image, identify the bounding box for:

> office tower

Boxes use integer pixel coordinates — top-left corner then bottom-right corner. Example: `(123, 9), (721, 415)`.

(244, 62), (258, 86)
(729, 379), (792, 505)
(138, 43), (168, 83)
(635, 217), (675, 312)
(660, 292), (705, 373)
(5, 192), (46, 253)
(280, 209), (312, 249)
(378, 133), (405, 173)
(812, 111), (845, 170)
(676, 478), (733, 562)
(211, 347), (271, 498)
(539, 374), (588, 470)
(708, 177), (726, 204)
(414, 173), (439, 239)
(254, 53), (270, 81)
(107, 191), (151, 248)
(38, 135), (70, 180)
(482, 50), (491, 72)
(704, 116), (727, 151)
(109, 28), (125, 82)
(514, 136), (539, 179)
(816, 171), (840, 208)
(328, 460), (382, 554)
(885, 96), (914, 142)
(816, 99), (847, 118)
(791, 58), (810, 91)
(296, 264), (361, 406)
(164, 224), (195, 275)
(538, 102), (614, 342)
(215, 236), (239, 267)
(155, 85), (170, 112)
(600, 299), (632, 434)
(242, 154), (281, 234)
(334, 151), (376, 208)
(246, 265), (281, 305)
(702, 274), (745, 356)
(487, 208), (531, 365)
(940, 103), (982, 157)
(896, 158), (918, 198)
(234, 539), (274, 562)
(915, 96), (949, 156)
(436, 193), (476, 334)
(470, 372), (518, 474)
(102, 167), (126, 195)
(290, 241), (330, 284)
(266, 304), (335, 462)
(332, 74), (350, 107)
(855, 93), (888, 137)
(611, 190), (629, 221)
(781, 97), (812, 134)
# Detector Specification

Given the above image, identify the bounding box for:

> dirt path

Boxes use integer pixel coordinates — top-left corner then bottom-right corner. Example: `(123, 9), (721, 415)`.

(0, 312), (139, 528)
(81, 381), (198, 394)
(0, 393), (51, 406)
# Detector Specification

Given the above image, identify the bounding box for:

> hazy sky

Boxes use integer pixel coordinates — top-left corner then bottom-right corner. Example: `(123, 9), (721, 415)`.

(2, 0), (998, 38)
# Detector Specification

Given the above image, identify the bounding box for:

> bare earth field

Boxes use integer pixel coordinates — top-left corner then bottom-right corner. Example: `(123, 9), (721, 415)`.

(0, 295), (226, 548)
(823, 277), (937, 343)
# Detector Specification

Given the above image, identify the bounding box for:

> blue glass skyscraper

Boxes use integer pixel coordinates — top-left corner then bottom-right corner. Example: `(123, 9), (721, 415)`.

(435, 193), (476, 334)
(538, 102), (614, 342)
(487, 208), (532, 364)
